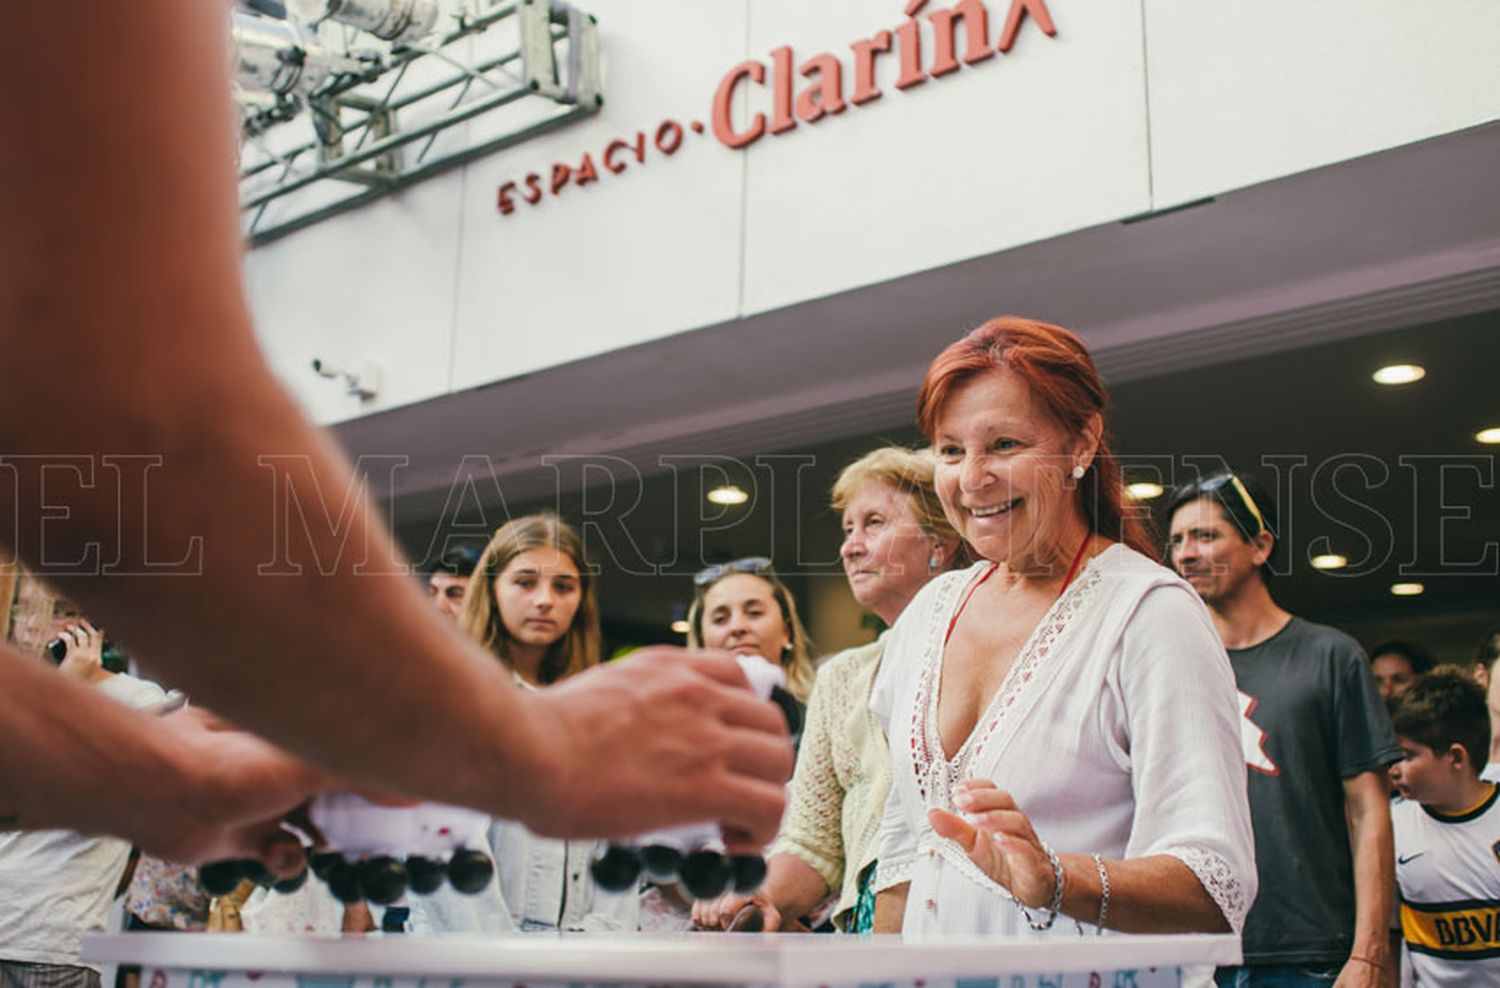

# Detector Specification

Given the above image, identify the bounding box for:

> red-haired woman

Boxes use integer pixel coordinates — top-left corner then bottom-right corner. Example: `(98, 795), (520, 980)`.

(870, 318), (1255, 951)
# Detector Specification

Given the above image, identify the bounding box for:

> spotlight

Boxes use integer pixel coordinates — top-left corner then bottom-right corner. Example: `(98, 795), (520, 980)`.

(1125, 482), (1164, 501)
(293, 0), (441, 44)
(1389, 583), (1425, 597)
(232, 10), (337, 96)
(1372, 364), (1425, 386)
(706, 485), (749, 506)
(1309, 554), (1348, 571)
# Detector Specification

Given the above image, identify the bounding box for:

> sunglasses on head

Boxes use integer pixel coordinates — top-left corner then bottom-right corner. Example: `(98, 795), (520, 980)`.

(1199, 472), (1267, 536)
(693, 556), (774, 588)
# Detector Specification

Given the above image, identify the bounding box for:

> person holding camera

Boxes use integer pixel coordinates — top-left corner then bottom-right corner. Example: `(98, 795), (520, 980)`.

(0, 580), (166, 988)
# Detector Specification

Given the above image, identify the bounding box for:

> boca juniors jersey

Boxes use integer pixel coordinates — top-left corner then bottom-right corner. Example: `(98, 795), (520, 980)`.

(1394, 787), (1500, 984)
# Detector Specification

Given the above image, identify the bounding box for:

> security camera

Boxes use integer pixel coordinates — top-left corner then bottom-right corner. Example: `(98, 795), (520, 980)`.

(311, 357), (343, 379)
(311, 357), (380, 401)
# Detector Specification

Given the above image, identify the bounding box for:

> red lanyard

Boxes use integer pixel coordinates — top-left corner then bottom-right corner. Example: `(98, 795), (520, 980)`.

(945, 534), (1093, 644)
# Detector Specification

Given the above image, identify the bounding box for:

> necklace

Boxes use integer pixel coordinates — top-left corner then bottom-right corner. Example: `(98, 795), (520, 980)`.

(945, 532), (1093, 644)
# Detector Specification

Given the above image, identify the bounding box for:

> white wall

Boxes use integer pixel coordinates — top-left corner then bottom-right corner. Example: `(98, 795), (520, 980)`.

(245, 0), (1500, 423)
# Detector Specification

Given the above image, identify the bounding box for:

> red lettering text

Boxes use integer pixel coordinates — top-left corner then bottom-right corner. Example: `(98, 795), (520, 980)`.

(930, 0), (993, 76)
(849, 31), (892, 106)
(655, 120), (684, 155)
(770, 46), (797, 135)
(575, 152), (600, 185)
(998, 0), (1055, 53)
(712, 60), (767, 149)
(796, 54), (846, 123)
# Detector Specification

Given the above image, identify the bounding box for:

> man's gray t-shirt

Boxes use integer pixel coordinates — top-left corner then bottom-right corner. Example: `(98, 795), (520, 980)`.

(1229, 616), (1400, 966)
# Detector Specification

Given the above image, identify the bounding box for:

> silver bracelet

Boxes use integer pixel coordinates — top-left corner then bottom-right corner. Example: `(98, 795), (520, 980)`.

(1092, 853), (1110, 934)
(1013, 841), (1065, 931)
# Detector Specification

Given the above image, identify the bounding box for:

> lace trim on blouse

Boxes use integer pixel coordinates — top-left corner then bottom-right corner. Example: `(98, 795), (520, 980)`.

(1164, 844), (1250, 934)
(910, 564), (1105, 811)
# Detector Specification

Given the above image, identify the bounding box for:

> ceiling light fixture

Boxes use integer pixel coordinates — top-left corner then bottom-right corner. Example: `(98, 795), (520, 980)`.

(1125, 482), (1165, 501)
(706, 485), (749, 506)
(1372, 364), (1426, 386)
(1390, 582), (1425, 597)
(1310, 553), (1348, 571)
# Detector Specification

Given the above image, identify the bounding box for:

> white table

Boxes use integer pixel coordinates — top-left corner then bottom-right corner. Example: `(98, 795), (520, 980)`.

(85, 931), (1240, 988)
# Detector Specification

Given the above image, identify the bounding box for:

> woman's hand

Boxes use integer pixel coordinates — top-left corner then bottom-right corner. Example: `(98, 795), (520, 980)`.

(55, 620), (104, 681)
(926, 778), (1055, 908)
(692, 889), (781, 931)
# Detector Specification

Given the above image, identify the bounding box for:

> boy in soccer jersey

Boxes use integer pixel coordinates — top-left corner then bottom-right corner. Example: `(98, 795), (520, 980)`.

(1389, 666), (1500, 985)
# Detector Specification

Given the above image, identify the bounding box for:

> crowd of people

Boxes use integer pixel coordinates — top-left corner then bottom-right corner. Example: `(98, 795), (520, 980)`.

(5, 317), (1497, 988)
(0, 7), (1495, 988)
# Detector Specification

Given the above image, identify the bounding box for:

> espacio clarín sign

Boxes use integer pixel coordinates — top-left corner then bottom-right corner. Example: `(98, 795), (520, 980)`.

(495, 0), (1057, 216)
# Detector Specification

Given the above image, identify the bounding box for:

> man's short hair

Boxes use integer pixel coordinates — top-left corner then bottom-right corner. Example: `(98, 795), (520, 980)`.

(1391, 665), (1491, 775)
(1167, 468), (1280, 572)
(429, 544), (482, 578)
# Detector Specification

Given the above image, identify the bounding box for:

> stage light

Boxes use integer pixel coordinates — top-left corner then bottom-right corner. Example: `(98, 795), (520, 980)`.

(1389, 583), (1425, 597)
(1372, 364), (1425, 386)
(671, 620), (690, 635)
(292, 0), (441, 43)
(1476, 427), (1500, 445)
(706, 485), (749, 506)
(232, 10), (337, 96)
(1310, 553), (1348, 571)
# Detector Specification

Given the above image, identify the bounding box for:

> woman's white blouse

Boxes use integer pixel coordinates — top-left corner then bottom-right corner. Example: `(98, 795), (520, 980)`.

(871, 545), (1256, 937)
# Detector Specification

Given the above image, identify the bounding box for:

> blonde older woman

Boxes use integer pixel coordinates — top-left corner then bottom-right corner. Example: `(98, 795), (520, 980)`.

(694, 447), (961, 933)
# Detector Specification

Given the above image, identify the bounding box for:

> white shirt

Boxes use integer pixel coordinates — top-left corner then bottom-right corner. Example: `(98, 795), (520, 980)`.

(0, 673), (165, 969)
(410, 675), (638, 933)
(872, 546), (1256, 939)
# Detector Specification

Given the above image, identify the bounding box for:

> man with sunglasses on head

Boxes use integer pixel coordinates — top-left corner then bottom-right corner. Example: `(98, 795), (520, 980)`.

(1168, 471), (1399, 988)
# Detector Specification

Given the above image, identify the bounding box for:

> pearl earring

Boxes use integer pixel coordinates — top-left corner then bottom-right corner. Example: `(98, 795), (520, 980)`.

(1071, 464), (1086, 480)
(928, 553), (940, 571)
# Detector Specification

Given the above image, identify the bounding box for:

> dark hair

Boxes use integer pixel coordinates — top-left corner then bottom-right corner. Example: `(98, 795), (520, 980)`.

(1167, 469), (1280, 572)
(1391, 665), (1491, 775)
(429, 543), (483, 579)
(915, 316), (1154, 558)
(1370, 640), (1435, 677)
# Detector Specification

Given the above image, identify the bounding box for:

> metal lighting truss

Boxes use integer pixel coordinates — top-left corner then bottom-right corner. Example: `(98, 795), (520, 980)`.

(236, 0), (601, 245)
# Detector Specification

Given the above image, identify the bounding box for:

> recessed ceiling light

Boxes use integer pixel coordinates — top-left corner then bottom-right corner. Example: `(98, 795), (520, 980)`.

(1126, 482), (1164, 501)
(1390, 582), (1425, 597)
(670, 619), (690, 634)
(706, 485), (749, 506)
(1372, 364), (1425, 386)
(1310, 553), (1348, 571)
(1476, 427), (1500, 445)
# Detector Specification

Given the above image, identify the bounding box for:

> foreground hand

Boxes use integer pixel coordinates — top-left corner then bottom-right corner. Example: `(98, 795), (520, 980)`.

(692, 889), (781, 931)
(927, 779), (1055, 908)
(141, 706), (336, 871)
(522, 647), (793, 848)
